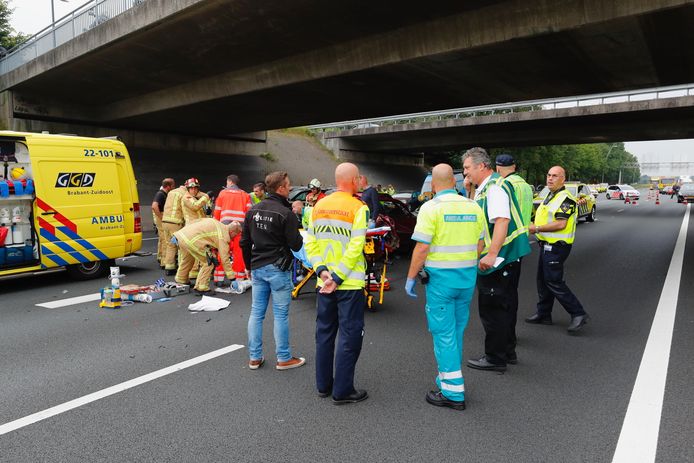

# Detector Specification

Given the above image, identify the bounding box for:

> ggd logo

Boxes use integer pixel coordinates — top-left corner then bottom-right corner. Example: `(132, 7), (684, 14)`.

(55, 172), (96, 188)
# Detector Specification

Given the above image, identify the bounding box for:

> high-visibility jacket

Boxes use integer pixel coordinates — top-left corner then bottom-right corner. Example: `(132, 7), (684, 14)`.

(411, 189), (485, 289)
(535, 189), (577, 244)
(214, 186), (251, 223)
(504, 173), (534, 228)
(173, 218), (234, 279)
(304, 192), (368, 290)
(475, 173), (531, 275)
(162, 186), (187, 225)
(182, 192), (210, 224)
(250, 192), (264, 205)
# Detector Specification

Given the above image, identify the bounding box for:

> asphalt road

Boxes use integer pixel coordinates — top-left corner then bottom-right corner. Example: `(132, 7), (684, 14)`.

(0, 191), (692, 462)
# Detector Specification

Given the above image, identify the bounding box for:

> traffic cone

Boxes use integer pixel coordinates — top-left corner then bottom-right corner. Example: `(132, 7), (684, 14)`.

(632, 196), (637, 205)
(624, 196), (631, 204)
(655, 194), (660, 205)
(684, 198), (688, 205)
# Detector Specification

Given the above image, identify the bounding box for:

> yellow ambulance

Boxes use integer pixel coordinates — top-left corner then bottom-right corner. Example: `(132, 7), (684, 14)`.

(0, 131), (142, 280)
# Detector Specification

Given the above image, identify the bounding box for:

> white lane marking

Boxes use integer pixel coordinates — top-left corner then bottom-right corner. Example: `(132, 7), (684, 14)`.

(36, 293), (101, 309)
(612, 204), (690, 463)
(142, 237), (158, 241)
(0, 344), (245, 436)
(617, 209), (624, 213)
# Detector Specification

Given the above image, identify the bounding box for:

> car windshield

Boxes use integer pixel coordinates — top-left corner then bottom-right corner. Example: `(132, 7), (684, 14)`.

(620, 185), (637, 191)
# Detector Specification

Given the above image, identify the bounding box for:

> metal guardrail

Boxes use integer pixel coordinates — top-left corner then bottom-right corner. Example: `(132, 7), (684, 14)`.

(0, 0), (146, 75)
(308, 83), (694, 132)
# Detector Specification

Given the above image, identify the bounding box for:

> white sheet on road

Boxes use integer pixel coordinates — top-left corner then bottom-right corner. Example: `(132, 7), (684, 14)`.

(187, 295), (230, 312)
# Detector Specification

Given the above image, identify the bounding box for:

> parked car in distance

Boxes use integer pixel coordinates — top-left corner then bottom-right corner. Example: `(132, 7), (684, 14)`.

(677, 183), (694, 203)
(661, 185), (675, 196)
(588, 185), (599, 198)
(533, 182), (596, 222)
(606, 184), (640, 200)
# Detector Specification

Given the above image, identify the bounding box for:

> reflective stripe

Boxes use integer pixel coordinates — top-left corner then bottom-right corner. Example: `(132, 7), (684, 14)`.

(425, 259), (477, 268)
(351, 229), (366, 237)
(345, 270), (366, 282)
(315, 231), (350, 245)
(541, 232), (574, 239)
(429, 244), (478, 253)
(314, 218), (353, 230)
(309, 256), (323, 265)
(438, 370), (463, 380)
(337, 262), (366, 282)
(412, 231), (433, 243)
(440, 383), (465, 393)
(220, 210), (245, 216)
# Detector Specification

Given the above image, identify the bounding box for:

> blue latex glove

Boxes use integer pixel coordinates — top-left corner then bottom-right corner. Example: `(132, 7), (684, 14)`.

(170, 236), (178, 245)
(405, 277), (417, 298)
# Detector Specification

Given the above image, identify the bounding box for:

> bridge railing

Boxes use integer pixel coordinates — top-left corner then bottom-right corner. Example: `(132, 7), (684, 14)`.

(307, 83), (694, 133)
(0, 0), (146, 75)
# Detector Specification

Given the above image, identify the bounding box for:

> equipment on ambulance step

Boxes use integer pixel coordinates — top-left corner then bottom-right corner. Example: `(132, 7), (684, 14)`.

(10, 167), (27, 180)
(0, 208), (9, 226)
(184, 178), (200, 188)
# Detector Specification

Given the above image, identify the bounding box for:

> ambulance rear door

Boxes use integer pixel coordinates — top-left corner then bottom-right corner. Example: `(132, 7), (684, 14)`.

(30, 137), (126, 269)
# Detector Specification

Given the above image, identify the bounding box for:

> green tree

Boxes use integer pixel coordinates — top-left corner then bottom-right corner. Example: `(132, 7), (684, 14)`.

(0, 0), (28, 51)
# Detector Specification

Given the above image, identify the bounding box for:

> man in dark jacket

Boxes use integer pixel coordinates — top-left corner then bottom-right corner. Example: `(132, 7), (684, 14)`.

(240, 171), (305, 371)
(360, 175), (381, 225)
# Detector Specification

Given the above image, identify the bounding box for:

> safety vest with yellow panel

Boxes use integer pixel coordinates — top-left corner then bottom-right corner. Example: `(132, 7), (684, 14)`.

(173, 218), (234, 279)
(304, 192), (368, 290)
(412, 189), (485, 287)
(535, 187), (577, 244)
(181, 191), (210, 224)
(162, 186), (186, 225)
(505, 173), (534, 227)
(475, 173), (531, 275)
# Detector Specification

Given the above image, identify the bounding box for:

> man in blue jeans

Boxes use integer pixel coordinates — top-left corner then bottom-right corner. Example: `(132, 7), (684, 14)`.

(240, 171), (305, 370)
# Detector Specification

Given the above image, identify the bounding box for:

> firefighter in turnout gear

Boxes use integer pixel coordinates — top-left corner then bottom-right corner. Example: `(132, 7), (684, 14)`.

(181, 178), (211, 280)
(173, 218), (241, 295)
(161, 184), (187, 275)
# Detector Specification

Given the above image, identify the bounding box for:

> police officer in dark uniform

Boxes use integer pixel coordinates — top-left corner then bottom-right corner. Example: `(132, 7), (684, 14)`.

(526, 166), (589, 333)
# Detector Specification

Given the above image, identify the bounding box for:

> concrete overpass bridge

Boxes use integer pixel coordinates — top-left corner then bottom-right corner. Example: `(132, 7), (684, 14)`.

(309, 84), (694, 164)
(1, 0), (694, 151)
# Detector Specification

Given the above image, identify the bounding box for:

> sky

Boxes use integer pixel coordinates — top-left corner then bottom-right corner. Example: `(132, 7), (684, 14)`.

(7, 1), (694, 174)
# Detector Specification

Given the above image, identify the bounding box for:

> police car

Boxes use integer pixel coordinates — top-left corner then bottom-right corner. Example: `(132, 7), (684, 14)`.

(606, 184), (640, 201)
(533, 182), (596, 222)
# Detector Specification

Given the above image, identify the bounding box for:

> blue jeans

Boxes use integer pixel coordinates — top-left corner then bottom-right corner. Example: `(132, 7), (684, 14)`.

(247, 264), (293, 362)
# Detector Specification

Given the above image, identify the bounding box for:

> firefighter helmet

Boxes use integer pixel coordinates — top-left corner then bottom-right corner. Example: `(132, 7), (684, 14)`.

(184, 178), (200, 189)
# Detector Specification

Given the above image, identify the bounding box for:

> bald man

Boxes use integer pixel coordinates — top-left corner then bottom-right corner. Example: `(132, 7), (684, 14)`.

(526, 166), (588, 333)
(305, 162), (369, 404)
(406, 164), (485, 410)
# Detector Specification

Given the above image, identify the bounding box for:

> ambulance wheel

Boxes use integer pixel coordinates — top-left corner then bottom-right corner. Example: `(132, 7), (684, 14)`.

(66, 259), (113, 280)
